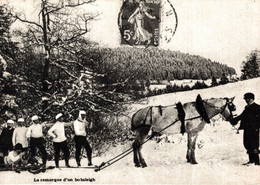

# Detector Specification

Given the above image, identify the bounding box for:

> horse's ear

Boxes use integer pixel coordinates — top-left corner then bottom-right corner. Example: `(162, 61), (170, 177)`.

(231, 96), (235, 101)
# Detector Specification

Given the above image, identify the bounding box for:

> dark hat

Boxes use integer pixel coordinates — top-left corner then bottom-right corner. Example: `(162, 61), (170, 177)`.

(244, 93), (255, 100)
(14, 143), (23, 151)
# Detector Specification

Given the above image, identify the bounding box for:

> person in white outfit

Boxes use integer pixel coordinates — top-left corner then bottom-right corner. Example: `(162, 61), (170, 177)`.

(12, 118), (28, 150)
(26, 115), (47, 166)
(74, 110), (93, 167)
(0, 143), (25, 170)
(48, 113), (71, 168)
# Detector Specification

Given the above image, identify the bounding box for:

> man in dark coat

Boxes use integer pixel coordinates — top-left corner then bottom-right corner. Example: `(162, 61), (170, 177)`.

(0, 120), (15, 156)
(230, 92), (260, 165)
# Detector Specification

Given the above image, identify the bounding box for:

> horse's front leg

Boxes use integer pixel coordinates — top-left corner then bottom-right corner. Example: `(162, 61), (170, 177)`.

(190, 132), (198, 164)
(186, 133), (192, 163)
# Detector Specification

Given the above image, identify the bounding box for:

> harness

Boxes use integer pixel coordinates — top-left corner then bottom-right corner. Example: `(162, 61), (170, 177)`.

(176, 102), (185, 135)
(196, 94), (210, 123)
(95, 96), (235, 172)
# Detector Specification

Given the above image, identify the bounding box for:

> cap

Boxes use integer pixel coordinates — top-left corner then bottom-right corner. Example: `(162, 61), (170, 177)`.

(18, 118), (25, 122)
(7, 120), (14, 124)
(55, 113), (63, 120)
(79, 110), (86, 115)
(244, 93), (254, 100)
(31, 115), (39, 121)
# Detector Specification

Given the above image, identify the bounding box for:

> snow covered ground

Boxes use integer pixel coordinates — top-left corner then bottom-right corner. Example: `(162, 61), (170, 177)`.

(1, 78), (260, 184)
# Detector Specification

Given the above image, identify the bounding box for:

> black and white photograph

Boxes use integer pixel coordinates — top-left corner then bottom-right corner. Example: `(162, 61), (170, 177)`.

(0, 0), (259, 184)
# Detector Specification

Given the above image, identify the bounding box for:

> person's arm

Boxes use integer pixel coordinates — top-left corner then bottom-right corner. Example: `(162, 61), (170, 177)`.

(47, 125), (57, 138)
(128, 8), (139, 22)
(144, 10), (156, 19)
(8, 152), (23, 163)
(230, 110), (244, 125)
(41, 121), (54, 128)
(255, 104), (260, 120)
(64, 121), (73, 127)
(88, 121), (93, 130)
(26, 126), (32, 138)
(12, 129), (17, 146)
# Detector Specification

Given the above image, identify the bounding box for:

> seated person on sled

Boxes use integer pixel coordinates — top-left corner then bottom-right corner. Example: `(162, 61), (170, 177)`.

(0, 143), (26, 170)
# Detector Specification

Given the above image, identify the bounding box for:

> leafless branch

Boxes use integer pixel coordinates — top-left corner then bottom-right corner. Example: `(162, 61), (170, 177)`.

(28, 29), (41, 45)
(51, 63), (78, 79)
(53, 58), (84, 68)
(14, 15), (43, 30)
(46, 0), (95, 15)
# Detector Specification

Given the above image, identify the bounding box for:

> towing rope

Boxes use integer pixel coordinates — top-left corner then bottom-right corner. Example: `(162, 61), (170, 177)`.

(95, 113), (204, 172)
(95, 117), (181, 172)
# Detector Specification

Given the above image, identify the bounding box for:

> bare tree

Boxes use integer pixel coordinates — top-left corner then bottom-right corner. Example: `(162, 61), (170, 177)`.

(13, 0), (96, 91)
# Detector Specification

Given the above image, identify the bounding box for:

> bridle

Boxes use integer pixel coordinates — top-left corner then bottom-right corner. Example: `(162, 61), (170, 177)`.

(203, 98), (235, 121)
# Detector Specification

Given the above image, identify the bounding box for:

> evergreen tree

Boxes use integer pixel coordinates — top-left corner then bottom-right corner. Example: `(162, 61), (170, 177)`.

(211, 76), (218, 86)
(241, 50), (260, 79)
(219, 73), (229, 84)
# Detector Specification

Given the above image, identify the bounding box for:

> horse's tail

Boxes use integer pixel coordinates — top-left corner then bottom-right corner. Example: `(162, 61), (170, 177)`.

(131, 111), (137, 131)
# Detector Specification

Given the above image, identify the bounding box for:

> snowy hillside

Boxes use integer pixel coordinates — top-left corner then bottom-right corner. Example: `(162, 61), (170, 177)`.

(1, 78), (260, 184)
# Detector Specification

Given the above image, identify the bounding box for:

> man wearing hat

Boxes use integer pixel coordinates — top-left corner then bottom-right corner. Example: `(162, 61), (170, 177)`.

(73, 110), (93, 167)
(0, 120), (15, 156)
(12, 118), (28, 150)
(230, 92), (260, 165)
(26, 115), (47, 166)
(48, 113), (71, 168)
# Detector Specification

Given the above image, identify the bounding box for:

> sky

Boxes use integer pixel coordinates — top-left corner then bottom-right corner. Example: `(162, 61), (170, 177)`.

(2, 0), (260, 75)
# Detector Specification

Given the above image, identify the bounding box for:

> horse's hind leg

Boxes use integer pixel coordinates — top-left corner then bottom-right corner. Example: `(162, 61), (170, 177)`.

(138, 144), (147, 168)
(133, 140), (140, 167)
(135, 126), (150, 168)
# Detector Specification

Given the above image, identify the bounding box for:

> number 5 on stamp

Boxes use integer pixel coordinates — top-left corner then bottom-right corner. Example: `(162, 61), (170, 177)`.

(118, 0), (177, 47)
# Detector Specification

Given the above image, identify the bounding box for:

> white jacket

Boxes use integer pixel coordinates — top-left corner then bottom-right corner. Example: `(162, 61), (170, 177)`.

(12, 127), (28, 148)
(48, 122), (67, 143)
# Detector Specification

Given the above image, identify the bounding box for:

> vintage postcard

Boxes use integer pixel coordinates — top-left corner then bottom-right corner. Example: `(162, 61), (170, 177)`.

(0, 0), (259, 184)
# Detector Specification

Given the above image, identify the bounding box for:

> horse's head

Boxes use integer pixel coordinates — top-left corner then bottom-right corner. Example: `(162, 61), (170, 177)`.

(220, 97), (236, 121)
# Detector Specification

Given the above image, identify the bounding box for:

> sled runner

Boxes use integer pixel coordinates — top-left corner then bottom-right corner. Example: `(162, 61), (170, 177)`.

(0, 164), (55, 174)
(28, 165), (55, 174)
(58, 165), (98, 169)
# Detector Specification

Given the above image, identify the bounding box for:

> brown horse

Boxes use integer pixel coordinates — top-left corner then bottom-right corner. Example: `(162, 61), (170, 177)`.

(131, 96), (236, 167)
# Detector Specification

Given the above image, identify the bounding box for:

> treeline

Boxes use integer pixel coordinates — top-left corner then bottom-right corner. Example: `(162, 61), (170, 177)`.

(147, 74), (230, 97)
(92, 47), (236, 85)
(241, 50), (260, 80)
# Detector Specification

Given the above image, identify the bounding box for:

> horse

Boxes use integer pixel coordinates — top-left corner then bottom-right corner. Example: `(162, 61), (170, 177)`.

(131, 96), (236, 167)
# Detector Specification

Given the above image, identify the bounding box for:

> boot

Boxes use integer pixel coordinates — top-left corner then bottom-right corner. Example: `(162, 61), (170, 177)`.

(249, 154), (255, 163)
(243, 154), (254, 165)
(65, 159), (71, 168)
(87, 153), (92, 166)
(55, 160), (59, 168)
(76, 160), (81, 167)
(88, 161), (93, 166)
(253, 154), (260, 165)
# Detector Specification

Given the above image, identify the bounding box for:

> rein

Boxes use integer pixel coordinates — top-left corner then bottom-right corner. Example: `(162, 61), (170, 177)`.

(96, 97), (235, 172)
(95, 113), (206, 172)
(203, 99), (230, 121)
